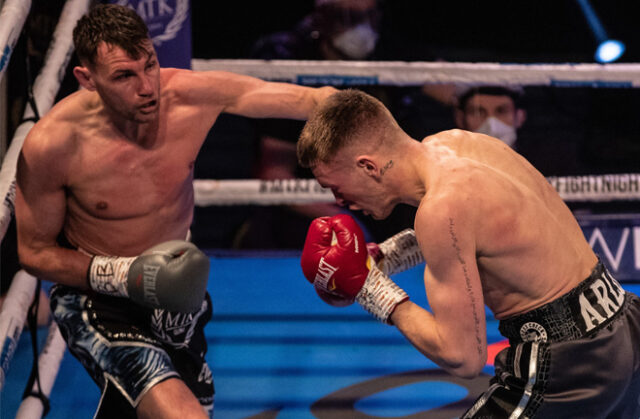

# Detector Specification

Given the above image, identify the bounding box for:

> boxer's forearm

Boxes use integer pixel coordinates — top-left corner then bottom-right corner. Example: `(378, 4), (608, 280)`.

(391, 301), (486, 379)
(18, 245), (92, 289)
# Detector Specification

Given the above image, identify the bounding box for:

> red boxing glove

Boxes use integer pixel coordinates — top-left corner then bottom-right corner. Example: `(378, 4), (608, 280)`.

(301, 215), (410, 324)
(301, 214), (370, 306)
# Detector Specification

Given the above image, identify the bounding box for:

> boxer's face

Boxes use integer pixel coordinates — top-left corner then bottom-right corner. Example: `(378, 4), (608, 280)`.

(80, 40), (161, 123)
(312, 159), (392, 220)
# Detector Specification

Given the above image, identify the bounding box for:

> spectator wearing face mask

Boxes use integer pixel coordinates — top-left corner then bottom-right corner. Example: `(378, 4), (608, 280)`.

(251, 0), (383, 61)
(454, 85), (527, 149)
(231, 0), (395, 250)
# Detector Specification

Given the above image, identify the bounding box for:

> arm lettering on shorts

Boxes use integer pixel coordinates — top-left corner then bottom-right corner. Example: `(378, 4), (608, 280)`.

(448, 217), (484, 357)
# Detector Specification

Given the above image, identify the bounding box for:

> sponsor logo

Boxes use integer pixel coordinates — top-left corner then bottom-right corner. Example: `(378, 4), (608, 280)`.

(116, 0), (189, 46)
(315, 257), (338, 291)
(519, 322), (548, 343)
(584, 224), (640, 280)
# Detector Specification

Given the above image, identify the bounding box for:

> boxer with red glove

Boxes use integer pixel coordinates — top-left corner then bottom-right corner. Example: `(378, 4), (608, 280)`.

(301, 214), (409, 324)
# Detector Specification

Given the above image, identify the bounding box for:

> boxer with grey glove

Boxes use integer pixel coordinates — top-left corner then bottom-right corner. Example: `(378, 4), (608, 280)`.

(88, 240), (209, 313)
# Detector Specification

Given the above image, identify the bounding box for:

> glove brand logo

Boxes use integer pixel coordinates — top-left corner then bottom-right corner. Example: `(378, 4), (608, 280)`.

(353, 233), (359, 253)
(143, 264), (161, 306)
(315, 257), (339, 291)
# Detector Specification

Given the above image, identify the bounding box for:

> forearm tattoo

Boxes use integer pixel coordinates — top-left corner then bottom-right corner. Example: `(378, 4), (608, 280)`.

(448, 218), (484, 357)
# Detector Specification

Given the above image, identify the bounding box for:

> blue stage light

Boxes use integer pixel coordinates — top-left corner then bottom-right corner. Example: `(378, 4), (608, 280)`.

(595, 39), (626, 63)
(576, 0), (625, 63)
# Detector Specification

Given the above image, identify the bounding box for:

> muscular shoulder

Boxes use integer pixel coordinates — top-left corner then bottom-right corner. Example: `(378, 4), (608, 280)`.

(19, 92), (88, 182)
(23, 93), (85, 153)
(414, 180), (483, 259)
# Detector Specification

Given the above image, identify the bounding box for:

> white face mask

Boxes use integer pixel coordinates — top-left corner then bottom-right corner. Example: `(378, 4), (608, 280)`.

(331, 23), (378, 59)
(476, 117), (517, 147)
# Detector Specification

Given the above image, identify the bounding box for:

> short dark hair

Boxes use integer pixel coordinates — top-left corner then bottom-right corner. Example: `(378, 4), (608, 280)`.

(73, 4), (150, 66)
(297, 89), (391, 168)
(458, 86), (525, 110)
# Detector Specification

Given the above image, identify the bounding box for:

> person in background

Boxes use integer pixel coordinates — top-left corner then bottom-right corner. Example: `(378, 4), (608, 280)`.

(251, 0), (382, 61)
(454, 85), (527, 150)
(237, 0), (385, 249)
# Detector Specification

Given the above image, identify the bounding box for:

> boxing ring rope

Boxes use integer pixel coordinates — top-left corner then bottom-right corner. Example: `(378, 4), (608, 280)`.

(0, 0), (31, 82)
(0, 1), (89, 418)
(192, 59), (640, 87)
(0, 13), (638, 417)
(192, 174), (640, 206)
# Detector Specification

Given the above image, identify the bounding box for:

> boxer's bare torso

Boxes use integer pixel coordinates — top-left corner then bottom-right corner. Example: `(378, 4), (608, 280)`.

(47, 71), (216, 256)
(16, 41), (335, 287)
(415, 129), (597, 319)
(20, 69), (222, 257)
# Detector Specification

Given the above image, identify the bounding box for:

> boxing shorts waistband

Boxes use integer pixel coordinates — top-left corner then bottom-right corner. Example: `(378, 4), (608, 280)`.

(499, 261), (626, 343)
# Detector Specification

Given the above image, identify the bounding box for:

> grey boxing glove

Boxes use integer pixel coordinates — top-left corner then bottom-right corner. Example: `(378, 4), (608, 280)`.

(88, 240), (210, 313)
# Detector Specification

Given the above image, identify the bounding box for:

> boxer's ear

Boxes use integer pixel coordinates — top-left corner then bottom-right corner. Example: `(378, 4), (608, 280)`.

(356, 156), (378, 178)
(73, 66), (96, 91)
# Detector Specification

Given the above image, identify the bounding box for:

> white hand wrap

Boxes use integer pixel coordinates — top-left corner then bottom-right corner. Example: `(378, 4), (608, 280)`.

(88, 255), (135, 297)
(355, 263), (408, 324)
(378, 229), (425, 276)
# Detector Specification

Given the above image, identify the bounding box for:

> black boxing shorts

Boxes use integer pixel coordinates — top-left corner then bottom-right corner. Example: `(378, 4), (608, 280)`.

(50, 235), (213, 419)
(463, 261), (640, 418)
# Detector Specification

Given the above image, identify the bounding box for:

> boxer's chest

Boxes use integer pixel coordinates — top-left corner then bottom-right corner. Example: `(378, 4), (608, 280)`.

(67, 130), (197, 220)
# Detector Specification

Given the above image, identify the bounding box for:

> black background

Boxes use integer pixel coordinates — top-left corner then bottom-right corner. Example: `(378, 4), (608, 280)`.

(192, 0), (640, 63)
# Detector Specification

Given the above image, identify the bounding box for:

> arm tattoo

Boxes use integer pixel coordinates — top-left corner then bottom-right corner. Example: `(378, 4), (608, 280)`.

(448, 218), (484, 357)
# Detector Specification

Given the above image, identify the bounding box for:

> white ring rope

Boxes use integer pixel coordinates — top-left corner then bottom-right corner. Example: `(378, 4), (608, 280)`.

(0, 0), (88, 412)
(15, 322), (66, 419)
(193, 174), (640, 206)
(0, 270), (37, 392)
(0, 0), (90, 243)
(192, 59), (640, 87)
(0, 0), (31, 81)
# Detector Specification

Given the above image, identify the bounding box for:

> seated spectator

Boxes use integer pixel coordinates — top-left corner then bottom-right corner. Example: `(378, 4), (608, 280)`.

(454, 85), (527, 149)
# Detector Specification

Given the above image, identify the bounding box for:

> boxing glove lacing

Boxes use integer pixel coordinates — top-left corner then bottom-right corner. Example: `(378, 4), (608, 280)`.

(356, 263), (409, 324)
(88, 255), (134, 297)
(378, 229), (425, 276)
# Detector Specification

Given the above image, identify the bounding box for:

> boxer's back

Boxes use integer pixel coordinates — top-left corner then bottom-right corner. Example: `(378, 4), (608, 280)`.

(420, 130), (597, 318)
